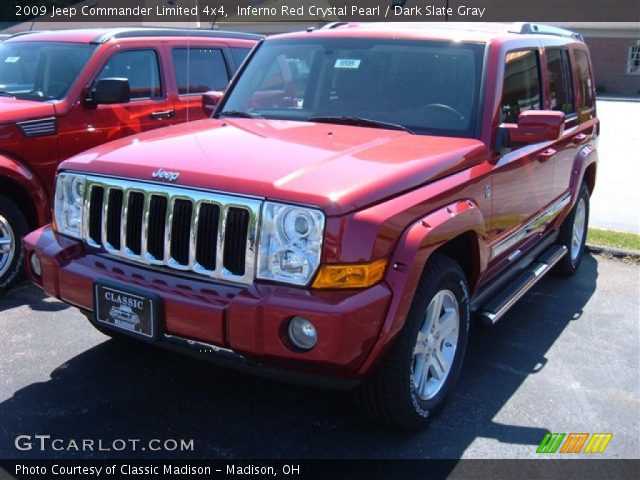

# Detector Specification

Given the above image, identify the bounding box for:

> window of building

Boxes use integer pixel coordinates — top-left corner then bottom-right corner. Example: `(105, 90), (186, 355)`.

(546, 49), (574, 116)
(627, 44), (640, 75)
(574, 50), (595, 109)
(172, 48), (228, 95)
(96, 50), (161, 99)
(501, 50), (541, 124)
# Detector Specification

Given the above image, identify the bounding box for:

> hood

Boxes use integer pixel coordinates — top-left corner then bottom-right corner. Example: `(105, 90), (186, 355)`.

(0, 96), (56, 124)
(61, 118), (488, 216)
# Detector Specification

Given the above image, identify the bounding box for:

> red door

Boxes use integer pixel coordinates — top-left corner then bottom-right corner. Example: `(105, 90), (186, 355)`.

(489, 49), (557, 263)
(169, 44), (231, 123)
(58, 47), (175, 161)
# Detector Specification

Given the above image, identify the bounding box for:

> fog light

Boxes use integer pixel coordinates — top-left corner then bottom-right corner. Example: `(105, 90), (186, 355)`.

(30, 253), (42, 277)
(288, 316), (317, 350)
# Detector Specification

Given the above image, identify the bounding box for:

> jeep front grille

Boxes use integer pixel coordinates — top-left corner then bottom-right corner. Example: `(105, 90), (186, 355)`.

(82, 176), (261, 284)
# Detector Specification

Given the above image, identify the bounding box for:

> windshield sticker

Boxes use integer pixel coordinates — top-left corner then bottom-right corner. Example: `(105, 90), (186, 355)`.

(334, 58), (361, 69)
(4, 56), (20, 63)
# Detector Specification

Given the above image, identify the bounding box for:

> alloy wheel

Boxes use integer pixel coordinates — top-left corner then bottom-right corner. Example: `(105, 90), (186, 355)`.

(0, 215), (16, 278)
(411, 289), (460, 400)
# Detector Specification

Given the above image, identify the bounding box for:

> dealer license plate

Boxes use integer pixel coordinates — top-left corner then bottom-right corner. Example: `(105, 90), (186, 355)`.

(94, 283), (157, 339)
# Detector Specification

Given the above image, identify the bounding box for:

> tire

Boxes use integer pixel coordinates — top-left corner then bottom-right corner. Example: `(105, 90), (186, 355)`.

(353, 254), (470, 430)
(0, 193), (29, 294)
(555, 183), (590, 276)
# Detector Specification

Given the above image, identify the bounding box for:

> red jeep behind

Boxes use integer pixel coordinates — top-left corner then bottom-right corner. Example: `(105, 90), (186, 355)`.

(0, 28), (261, 290)
(23, 23), (598, 429)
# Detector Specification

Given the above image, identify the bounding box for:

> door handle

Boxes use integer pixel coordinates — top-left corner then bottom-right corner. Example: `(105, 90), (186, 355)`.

(571, 133), (589, 145)
(538, 148), (556, 162)
(150, 110), (175, 120)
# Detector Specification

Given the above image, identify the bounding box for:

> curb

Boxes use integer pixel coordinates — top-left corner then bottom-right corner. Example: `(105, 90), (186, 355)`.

(596, 96), (640, 103)
(586, 243), (640, 259)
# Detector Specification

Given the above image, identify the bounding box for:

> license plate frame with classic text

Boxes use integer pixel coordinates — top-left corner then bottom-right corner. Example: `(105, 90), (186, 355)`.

(93, 283), (160, 341)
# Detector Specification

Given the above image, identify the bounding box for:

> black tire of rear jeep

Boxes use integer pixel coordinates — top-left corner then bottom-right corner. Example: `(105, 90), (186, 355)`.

(0, 193), (29, 294)
(555, 183), (590, 276)
(353, 254), (470, 430)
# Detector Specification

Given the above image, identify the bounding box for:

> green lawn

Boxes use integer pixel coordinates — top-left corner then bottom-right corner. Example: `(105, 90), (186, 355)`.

(587, 228), (640, 251)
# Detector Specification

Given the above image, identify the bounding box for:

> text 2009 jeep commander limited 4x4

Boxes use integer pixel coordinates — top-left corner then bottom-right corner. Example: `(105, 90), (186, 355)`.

(24, 23), (598, 429)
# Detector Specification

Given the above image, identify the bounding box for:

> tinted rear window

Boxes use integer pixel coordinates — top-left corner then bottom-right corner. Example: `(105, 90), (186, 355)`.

(172, 48), (229, 94)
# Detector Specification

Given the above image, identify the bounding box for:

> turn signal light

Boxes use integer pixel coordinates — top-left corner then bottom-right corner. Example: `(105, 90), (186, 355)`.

(312, 258), (388, 289)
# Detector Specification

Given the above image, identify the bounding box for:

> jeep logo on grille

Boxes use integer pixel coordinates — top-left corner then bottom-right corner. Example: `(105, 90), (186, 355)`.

(152, 168), (180, 182)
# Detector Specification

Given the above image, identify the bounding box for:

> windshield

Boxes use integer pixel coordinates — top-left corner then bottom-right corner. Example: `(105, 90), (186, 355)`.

(219, 37), (485, 137)
(0, 41), (96, 101)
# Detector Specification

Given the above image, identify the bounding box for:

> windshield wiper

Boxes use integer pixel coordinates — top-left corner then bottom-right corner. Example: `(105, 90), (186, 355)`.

(218, 110), (264, 119)
(0, 91), (16, 98)
(308, 116), (414, 134)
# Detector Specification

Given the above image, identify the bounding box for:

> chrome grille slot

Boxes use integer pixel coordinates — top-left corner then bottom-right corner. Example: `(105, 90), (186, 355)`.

(195, 203), (220, 271)
(81, 176), (261, 285)
(147, 196), (167, 261)
(88, 186), (104, 246)
(125, 192), (145, 255)
(224, 207), (250, 275)
(169, 199), (193, 267)
(106, 189), (123, 250)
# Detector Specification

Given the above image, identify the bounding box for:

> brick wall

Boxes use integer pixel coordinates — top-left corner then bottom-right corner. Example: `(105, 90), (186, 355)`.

(584, 37), (640, 96)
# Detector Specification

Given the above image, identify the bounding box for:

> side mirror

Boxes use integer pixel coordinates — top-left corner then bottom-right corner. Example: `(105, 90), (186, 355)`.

(202, 90), (223, 116)
(505, 110), (565, 145)
(90, 78), (130, 104)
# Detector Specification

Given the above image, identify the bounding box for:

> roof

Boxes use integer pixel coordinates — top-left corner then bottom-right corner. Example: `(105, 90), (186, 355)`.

(3, 27), (262, 44)
(272, 22), (584, 44)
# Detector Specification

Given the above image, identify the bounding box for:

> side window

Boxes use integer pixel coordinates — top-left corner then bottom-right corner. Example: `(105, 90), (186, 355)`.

(546, 49), (574, 116)
(501, 50), (541, 123)
(575, 50), (595, 110)
(96, 50), (161, 99)
(171, 48), (229, 95)
(230, 47), (252, 68)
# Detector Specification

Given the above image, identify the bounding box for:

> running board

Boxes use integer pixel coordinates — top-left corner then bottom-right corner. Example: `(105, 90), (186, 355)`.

(476, 245), (568, 326)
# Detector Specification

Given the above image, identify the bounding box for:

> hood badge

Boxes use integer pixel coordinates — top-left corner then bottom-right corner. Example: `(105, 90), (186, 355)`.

(151, 168), (180, 182)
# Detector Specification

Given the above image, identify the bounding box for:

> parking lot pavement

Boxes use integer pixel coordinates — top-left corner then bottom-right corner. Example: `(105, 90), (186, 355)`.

(0, 254), (638, 460)
(589, 99), (640, 234)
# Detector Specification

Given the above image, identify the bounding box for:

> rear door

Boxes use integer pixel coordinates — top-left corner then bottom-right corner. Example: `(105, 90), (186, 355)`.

(549, 47), (598, 198)
(170, 44), (232, 122)
(543, 47), (582, 199)
(58, 47), (174, 160)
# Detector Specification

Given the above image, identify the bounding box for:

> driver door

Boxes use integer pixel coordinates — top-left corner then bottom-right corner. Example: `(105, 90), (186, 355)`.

(58, 48), (174, 161)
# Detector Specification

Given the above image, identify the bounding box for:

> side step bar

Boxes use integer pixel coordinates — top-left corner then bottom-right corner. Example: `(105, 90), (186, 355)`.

(476, 245), (568, 326)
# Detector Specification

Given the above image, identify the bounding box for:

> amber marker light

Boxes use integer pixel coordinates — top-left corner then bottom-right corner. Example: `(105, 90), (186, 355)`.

(312, 258), (388, 289)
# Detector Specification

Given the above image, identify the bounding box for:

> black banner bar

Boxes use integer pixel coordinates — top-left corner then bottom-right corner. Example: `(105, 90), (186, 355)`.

(1, 459), (640, 480)
(1, 0), (640, 24)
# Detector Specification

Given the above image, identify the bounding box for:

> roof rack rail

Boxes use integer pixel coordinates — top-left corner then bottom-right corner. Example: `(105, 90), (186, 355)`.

(509, 23), (583, 41)
(321, 22), (350, 30)
(4, 30), (44, 39)
(93, 28), (263, 44)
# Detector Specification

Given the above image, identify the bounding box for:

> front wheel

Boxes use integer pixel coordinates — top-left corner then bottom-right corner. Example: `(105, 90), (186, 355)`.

(0, 194), (29, 293)
(555, 183), (590, 276)
(353, 254), (470, 430)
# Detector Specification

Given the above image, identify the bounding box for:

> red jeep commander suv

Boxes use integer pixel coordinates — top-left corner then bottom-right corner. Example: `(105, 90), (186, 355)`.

(24, 23), (598, 429)
(0, 27), (261, 290)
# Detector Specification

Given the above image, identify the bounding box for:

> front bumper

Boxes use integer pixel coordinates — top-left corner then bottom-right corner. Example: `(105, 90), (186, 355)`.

(23, 226), (392, 380)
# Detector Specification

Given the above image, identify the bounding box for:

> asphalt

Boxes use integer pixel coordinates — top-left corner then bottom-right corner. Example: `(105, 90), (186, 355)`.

(589, 99), (640, 234)
(0, 253), (638, 460)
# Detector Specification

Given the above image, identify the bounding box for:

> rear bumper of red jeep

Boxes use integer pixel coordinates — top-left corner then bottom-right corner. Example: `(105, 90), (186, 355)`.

(23, 226), (392, 384)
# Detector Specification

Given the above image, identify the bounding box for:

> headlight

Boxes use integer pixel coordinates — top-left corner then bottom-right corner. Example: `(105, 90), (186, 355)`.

(54, 172), (86, 239)
(257, 202), (325, 286)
